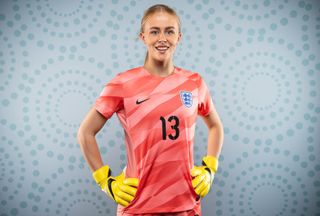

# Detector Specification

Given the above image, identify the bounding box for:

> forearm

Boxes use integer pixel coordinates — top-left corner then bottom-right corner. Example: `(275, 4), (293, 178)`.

(207, 124), (224, 158)
(77, 133), (104, 172)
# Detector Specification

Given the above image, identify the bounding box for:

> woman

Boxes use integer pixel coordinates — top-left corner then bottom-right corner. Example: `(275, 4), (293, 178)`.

(77, 4), (224, 216)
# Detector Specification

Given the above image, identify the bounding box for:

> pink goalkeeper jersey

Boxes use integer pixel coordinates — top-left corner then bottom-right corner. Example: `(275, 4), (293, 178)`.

(94, 66), (214, 215)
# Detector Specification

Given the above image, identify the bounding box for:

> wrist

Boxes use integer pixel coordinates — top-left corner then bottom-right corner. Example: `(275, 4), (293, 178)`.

(92, 165), (112, 184)
(202, 155), (219, 173)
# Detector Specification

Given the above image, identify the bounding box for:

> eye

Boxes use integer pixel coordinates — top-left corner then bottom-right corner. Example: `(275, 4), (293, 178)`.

(150, 31), (158, 35)
(167, 30), (175, 35)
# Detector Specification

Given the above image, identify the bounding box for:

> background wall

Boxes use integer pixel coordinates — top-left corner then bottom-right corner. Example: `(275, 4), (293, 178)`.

(0, 0), (320, 215)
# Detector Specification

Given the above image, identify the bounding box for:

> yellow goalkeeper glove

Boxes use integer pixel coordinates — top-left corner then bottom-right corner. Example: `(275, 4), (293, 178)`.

(191, 155), (218, 197)
(92, 165), (139, 207)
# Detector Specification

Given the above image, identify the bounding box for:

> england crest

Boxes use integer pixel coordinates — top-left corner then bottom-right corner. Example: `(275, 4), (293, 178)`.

(180, 91), (193, 108)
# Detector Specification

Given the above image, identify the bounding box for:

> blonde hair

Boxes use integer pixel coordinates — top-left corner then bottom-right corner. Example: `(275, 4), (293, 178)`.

(140, 4), (181, 64)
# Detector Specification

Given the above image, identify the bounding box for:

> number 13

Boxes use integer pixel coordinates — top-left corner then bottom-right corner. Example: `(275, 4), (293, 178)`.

(160, 116), (180, 140)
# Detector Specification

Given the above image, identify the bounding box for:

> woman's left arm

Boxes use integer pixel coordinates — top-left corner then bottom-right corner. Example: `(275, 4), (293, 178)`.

(201, 106), (224, 158)
(191, 107), (224, 197)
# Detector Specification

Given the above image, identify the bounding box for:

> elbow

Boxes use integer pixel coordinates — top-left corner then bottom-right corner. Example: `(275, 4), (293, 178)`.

(77, 126), (84, 146)
(216, 119), (224, 133)
(207, 116), (223, 129)
(77, 124), (90, 147)
(209, 119), (224, 133)
(218, 119), (224, 130)
(212, 122), (224, 132)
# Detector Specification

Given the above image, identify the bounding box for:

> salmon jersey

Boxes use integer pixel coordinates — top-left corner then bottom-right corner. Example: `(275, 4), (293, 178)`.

(94, 66), (214, 215)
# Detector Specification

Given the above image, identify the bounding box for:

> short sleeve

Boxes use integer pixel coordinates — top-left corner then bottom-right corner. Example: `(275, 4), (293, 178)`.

(197, 74), (214, 117)
(94, 73), (124, 119)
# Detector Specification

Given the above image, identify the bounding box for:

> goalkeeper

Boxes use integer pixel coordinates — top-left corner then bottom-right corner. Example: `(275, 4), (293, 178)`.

(77, 3), (224, 216)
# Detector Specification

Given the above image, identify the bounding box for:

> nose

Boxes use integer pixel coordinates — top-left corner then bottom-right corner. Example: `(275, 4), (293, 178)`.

(158, 32), (167, 42)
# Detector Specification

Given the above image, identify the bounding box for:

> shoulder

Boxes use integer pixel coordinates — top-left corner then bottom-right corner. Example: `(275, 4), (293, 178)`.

(175, 66), (203, 83)
(110, 66), (143, 83)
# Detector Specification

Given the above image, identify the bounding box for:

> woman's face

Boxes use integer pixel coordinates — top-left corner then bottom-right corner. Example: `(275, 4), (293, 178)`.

(140, 11), (182, 63)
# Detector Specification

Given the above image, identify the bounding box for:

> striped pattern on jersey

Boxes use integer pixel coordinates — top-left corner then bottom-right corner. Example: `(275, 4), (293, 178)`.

(95, 66), (214, 215)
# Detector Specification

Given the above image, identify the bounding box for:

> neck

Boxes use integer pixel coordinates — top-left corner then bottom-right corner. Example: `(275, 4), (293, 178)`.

(144, 59), (175, 77)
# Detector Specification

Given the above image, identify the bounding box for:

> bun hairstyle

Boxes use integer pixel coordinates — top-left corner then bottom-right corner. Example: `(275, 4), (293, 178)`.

(140, 4), (181, 64)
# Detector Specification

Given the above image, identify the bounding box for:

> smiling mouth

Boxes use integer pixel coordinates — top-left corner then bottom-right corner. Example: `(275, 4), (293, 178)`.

(155, 46), (169, 53)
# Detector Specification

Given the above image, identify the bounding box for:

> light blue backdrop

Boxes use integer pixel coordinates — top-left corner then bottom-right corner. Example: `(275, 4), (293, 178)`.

(0, 0), (320, 215)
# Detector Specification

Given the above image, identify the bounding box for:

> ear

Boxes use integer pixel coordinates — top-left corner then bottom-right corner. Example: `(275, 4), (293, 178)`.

(139, 32), (146, 44)
(177, 32), (182, 44)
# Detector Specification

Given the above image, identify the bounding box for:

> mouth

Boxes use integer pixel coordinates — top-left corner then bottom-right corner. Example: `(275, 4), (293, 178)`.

(155, 46), (169, 54)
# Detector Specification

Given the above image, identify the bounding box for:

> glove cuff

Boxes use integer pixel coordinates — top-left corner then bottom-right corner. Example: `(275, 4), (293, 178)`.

(92, 165), (112, 184)
(202, 155), (219, 173)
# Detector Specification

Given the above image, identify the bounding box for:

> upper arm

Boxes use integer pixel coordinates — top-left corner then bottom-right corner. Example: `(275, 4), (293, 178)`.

(78, 106), (108, 137)
(195, 73), (222, 129)
(201, 105), (223, 129)
(197, 73), (214, 117)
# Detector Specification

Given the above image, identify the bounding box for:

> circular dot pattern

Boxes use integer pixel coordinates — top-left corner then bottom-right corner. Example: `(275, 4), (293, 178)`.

(0, 0), (319, 215)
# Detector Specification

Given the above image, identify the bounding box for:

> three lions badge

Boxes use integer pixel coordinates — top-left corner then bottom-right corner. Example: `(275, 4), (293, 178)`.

(180, 91), (193, 108)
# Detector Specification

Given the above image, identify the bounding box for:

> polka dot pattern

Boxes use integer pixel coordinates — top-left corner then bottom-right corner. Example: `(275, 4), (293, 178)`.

(0, 0), (319, 215)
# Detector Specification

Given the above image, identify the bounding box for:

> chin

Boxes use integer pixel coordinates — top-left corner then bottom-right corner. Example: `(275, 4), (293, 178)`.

(151, 54), (171, 61)
(155, 57), (170, 63)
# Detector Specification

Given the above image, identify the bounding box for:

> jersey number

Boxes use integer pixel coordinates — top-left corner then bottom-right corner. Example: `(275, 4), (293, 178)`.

(160, 116), (180, 140)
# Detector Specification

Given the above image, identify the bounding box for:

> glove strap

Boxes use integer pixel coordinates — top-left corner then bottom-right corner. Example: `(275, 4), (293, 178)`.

(107, 177), (116, 199)
(92, 165), (112, 184)
(202, 155), (219, 173)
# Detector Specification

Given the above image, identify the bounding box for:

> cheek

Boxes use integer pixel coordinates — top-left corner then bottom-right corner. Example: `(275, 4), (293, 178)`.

(170, 36), (180, 45)
(169, 40), (179, 47)
(146, 38), (157, 46)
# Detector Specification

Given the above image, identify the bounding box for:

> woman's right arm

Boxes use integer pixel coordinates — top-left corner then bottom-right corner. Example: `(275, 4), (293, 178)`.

(77, 106), (108, 172)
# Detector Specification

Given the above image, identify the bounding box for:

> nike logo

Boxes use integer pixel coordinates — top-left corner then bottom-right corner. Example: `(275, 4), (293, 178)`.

(136, 98), (150, 104)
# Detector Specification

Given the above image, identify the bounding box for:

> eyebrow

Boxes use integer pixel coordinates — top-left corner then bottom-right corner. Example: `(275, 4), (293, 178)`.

(149, 26), (176, 30)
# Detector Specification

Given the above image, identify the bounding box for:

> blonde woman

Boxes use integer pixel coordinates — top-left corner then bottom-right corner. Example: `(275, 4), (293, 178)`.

(77, 4), (224, 216)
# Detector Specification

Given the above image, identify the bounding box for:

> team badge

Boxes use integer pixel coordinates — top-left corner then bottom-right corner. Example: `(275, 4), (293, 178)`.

(180, 91), (193, 108)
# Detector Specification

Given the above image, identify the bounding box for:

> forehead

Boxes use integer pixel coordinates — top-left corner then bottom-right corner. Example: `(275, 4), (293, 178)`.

(144, 11), (179, 29)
